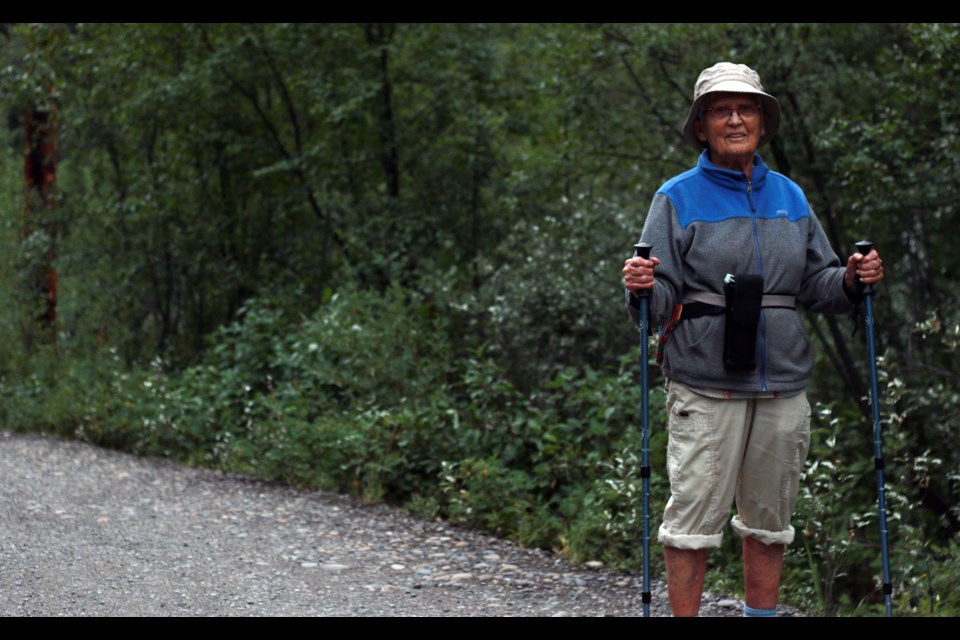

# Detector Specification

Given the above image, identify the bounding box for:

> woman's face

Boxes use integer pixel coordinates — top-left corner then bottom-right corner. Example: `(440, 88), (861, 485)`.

(694, 92), (766, 173)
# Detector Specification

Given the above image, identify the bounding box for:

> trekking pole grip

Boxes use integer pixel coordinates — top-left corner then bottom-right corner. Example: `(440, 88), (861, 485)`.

(855, 240), (874, 295)
(634, 242), (652, 299)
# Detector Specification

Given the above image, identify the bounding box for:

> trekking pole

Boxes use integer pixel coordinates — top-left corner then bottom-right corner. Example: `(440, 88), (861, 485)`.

(633, 242), (653, 617)
(855, 240), (893, 617)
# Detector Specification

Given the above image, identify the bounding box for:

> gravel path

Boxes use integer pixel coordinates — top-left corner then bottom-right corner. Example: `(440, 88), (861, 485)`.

(0, 429), (805, 617)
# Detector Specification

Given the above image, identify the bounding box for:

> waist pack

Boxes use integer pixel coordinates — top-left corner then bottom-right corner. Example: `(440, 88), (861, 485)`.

(655, 276), (795, 370)
(722, 273), (764, 371)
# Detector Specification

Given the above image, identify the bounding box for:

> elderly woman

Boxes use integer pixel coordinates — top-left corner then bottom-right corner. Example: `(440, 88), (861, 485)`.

(622, 62), (884, 617)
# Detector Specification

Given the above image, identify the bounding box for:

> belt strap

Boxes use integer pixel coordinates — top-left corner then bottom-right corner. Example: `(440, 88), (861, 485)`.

(685, 290), (796, 309)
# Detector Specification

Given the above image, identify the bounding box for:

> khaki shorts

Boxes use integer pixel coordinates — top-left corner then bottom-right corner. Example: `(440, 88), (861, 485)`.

(657, 381), (811, 550)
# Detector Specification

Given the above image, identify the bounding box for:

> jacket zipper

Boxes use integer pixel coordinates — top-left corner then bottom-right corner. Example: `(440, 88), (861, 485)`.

(747, 179), (768, 392)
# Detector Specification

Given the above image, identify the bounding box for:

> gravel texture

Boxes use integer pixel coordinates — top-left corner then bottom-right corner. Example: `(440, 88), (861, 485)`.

(0, 429), (806, 617)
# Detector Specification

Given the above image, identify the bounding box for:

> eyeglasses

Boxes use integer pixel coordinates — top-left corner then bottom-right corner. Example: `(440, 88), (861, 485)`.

(705, 104), (762, 121)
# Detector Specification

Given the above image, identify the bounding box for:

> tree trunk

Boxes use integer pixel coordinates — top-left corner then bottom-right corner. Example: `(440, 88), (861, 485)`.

(23, 104), (58, 346)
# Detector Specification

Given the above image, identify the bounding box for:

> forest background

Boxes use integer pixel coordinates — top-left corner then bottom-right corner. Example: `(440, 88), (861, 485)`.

(0, 23), (957, 616)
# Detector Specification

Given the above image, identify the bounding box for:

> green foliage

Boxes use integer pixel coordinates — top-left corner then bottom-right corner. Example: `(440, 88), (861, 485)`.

(573, 429), (668, 572)
(788, 402), (883, 615)
(441, 457), (558, 546)
(785, 301), (960, 616)
(0, 23), (959, 615)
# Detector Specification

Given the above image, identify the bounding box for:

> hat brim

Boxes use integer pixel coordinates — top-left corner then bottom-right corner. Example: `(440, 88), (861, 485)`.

(682, 85), (781, 151)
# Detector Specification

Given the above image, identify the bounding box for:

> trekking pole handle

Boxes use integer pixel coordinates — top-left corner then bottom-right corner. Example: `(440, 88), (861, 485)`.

(855, 240), (874, 295)
(633, 243), (652, 299)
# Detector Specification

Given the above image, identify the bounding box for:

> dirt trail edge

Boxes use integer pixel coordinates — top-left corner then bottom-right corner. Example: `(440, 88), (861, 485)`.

(0, 430), (804, 617)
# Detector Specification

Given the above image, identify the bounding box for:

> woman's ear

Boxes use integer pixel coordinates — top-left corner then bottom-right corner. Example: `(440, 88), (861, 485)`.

(694, 119), (707, 143)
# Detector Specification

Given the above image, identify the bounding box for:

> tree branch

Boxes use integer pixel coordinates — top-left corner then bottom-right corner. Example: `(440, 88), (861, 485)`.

(198, 24), (349, 257)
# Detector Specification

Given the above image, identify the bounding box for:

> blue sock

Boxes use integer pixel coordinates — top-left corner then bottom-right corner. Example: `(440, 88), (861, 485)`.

(743, 604), (777, 617)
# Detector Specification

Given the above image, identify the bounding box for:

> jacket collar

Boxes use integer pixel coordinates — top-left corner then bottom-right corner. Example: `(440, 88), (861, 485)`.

(697, 150), (769, 190)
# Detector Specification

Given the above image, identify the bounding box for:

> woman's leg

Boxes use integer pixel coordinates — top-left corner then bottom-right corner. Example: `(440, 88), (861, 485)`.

(664, 546), (708, 616)
(743, 536), (785, 609)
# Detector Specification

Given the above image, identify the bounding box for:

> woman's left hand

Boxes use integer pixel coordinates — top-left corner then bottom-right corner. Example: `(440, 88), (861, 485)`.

(844, 249), (884, 294)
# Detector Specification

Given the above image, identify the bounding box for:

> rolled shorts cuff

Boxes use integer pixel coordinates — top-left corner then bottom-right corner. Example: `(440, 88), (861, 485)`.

(731, 516), (796, 546)
(658, 524), (723, 550)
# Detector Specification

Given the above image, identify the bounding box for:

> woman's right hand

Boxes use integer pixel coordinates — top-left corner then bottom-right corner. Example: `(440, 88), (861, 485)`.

(623, 255), (661, 292)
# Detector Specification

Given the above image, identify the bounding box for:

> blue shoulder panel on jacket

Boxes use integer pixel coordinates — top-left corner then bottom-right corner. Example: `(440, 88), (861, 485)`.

(758, 171), (810, 223)
(657, 167), (810, 229)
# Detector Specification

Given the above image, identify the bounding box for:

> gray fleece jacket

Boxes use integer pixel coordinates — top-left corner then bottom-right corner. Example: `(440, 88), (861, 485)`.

(626, 151), (856, 393)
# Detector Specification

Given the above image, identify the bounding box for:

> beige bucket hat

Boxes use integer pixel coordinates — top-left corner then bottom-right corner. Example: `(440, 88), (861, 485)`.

(682, 62), (781, 151)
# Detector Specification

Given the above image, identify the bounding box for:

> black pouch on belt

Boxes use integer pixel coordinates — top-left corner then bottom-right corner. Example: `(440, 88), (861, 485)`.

(723, 273), (764, 371)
